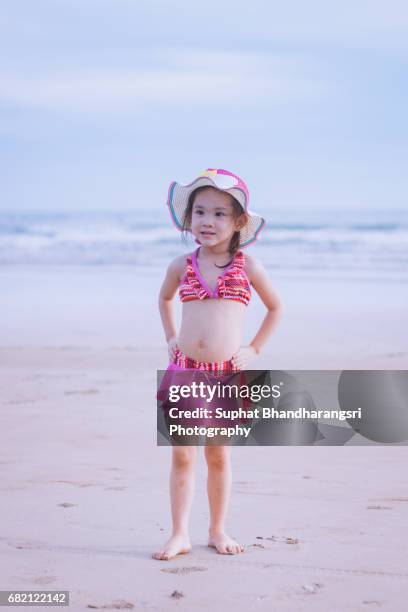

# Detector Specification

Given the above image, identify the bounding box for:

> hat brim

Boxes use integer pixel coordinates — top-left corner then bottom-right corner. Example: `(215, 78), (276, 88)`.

(167, 177), (266, 248)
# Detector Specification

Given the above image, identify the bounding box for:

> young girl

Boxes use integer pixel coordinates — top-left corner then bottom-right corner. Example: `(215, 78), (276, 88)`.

(153, 168), (282, 560)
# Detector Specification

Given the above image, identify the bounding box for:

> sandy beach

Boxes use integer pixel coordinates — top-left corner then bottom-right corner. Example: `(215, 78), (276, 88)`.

(1, 265), (407, 610)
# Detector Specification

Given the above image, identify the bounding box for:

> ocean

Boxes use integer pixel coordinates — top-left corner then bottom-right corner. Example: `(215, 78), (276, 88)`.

(1, 208), (407, 281)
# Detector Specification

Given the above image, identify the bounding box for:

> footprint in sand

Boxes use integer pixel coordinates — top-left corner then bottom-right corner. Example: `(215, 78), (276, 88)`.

(14, 541), (45, 550)
(87, 600), (134, 609)
(161, 566), (207, 575)
(372, 497), (408, 502)
(366, 505), (392, 510)
(258, 536), (299, 545)
(52, 480), (97, 488)
(33, 576), (58, 585)
(301, 582), (323, 594)
(285, 537), (300, 544)
(64, 389), (99, 395)
(58, 502), (77, 508)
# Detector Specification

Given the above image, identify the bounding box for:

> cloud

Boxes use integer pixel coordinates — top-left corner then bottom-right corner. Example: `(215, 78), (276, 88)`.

(0, 49), (332, 114)
(2, 0), (408, 57)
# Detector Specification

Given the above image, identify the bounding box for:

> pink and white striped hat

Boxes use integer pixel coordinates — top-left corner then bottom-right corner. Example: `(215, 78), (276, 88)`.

(167, 168), (266, 248)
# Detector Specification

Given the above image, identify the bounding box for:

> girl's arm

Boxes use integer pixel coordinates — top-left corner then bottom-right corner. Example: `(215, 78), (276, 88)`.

(248, 256), (283, 354)
(232, 255), (282, 368)
(158, 255), (185, 342)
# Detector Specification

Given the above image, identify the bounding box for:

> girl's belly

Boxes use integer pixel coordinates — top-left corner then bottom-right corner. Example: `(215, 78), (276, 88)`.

(178, 299), (246, 362)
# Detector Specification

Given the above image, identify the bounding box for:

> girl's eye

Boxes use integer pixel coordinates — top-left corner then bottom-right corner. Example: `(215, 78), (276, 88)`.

(193, 210), (226, 216)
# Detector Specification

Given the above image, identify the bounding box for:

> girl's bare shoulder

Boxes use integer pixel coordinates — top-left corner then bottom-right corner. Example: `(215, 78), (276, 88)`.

(241, 251), (265, 283)
(166, 251), (194, 279)
(242, 251), (282, 309)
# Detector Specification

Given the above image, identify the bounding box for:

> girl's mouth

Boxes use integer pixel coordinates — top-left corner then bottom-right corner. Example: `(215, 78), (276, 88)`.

(200, 231), (216, 236)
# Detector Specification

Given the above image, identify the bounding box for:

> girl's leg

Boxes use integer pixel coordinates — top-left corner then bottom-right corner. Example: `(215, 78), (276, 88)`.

(153, 445), (198, 560)
(204, 445), (244, 554)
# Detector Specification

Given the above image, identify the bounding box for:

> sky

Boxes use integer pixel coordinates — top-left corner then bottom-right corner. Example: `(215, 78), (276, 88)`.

(1, 0), (407, 212)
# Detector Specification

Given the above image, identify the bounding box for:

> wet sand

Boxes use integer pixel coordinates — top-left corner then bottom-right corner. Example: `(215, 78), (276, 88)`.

(0, 266), (407, 610)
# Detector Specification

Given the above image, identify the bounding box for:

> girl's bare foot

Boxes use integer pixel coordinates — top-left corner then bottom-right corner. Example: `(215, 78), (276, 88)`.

(208, 531), (244, 555)
(152, 533), (191, 561)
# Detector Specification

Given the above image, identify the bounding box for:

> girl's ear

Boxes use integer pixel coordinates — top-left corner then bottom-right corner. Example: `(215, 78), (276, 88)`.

(236, 212), (249, 231)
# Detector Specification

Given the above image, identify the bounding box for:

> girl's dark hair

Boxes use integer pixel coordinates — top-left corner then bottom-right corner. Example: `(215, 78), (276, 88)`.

(181, 186), (247, 261)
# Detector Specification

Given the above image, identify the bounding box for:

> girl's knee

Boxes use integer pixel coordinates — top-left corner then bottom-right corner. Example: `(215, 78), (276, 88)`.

(172, 446), (197, 470)
(204, 445), (230, 470)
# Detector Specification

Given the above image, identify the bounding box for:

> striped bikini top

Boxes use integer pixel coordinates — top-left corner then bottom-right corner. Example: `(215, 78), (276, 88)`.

(179, 247), (251, 306)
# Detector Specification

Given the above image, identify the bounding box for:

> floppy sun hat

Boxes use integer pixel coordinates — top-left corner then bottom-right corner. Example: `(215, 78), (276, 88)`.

(167, 168), (266, 248)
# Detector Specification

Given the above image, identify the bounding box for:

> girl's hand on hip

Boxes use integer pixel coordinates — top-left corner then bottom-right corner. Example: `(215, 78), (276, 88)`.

(231, 345), (258, 370)
(167, 336), (179, 362)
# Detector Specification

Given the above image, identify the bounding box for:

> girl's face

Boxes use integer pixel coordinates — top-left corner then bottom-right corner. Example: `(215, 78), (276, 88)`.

(190, 187), (246, 248)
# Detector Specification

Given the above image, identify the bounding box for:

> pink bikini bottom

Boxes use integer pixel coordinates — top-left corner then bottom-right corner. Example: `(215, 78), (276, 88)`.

(157, 348), (249, 427)
(170, 347), (240, 373)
